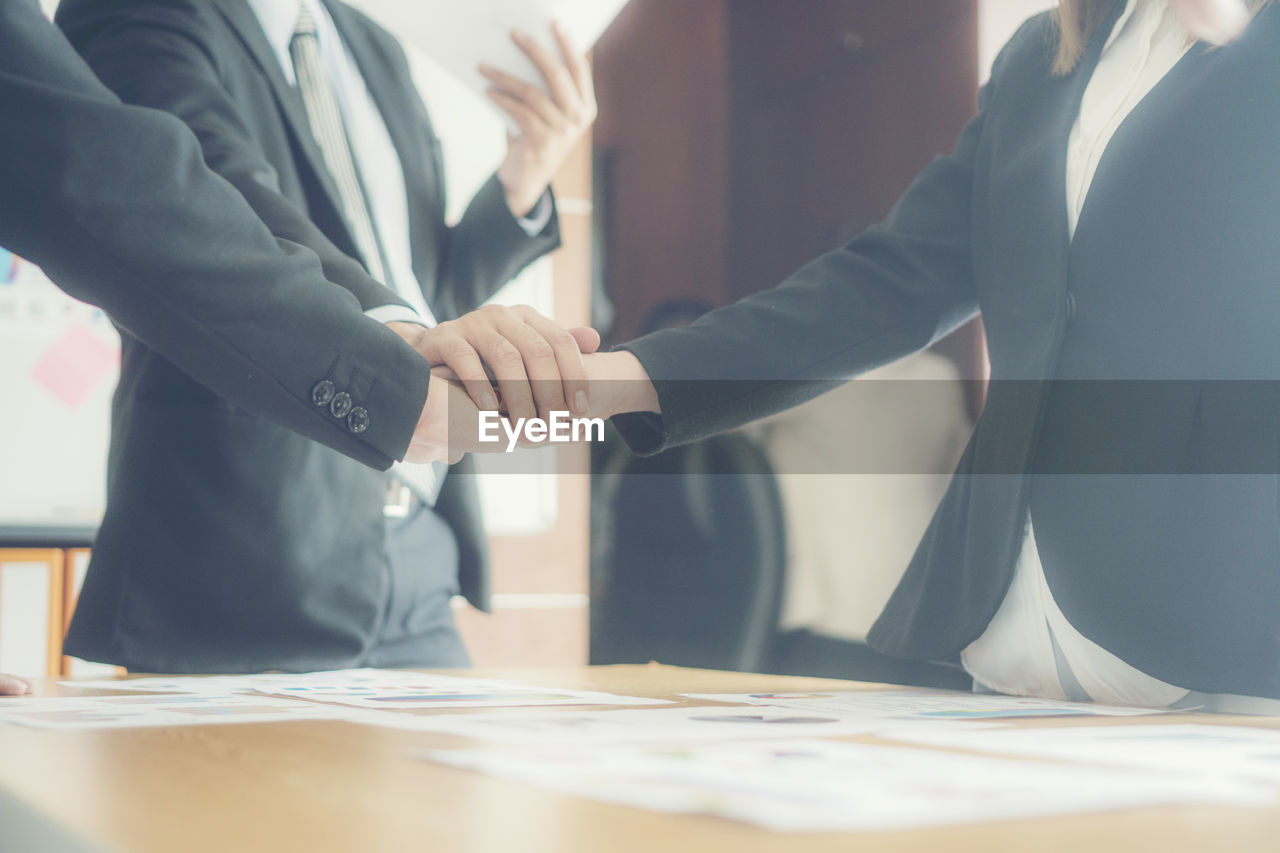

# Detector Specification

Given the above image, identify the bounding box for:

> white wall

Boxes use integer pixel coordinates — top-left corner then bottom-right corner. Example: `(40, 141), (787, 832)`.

(981, 0), (1057, 81)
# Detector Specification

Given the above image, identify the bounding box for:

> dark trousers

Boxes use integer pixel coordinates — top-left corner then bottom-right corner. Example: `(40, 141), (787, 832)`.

(362, 500), (470, 668)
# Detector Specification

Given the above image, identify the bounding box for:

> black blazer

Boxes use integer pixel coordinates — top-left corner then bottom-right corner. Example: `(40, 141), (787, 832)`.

(0, 0), (428, 470)
(617, 5), (1280, 698)
(56, 0), (560, 673)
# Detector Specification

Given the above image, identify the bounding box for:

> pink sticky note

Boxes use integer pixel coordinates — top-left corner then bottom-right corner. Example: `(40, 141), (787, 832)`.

(31, 322), (120, 408)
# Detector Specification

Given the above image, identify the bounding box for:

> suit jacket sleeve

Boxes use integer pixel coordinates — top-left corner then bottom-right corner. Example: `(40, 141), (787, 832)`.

(610, 41), (1012, 456)
(430, 173), (562, 322)
(55, 0), (413, 315)
(0, 0), (427, 469)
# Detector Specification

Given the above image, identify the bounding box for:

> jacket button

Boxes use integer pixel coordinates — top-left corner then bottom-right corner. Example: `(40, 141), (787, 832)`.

(347, 407), (370, 434)
(330, 392), (353, 419)
(1065, 291), (1078, 324)
(311, 380), (336, 407)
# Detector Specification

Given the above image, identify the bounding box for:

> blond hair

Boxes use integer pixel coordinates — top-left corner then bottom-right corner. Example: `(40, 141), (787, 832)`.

(1054, 0), (1272, 74)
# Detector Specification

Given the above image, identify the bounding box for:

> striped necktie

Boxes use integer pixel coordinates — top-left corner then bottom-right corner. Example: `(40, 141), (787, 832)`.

(289, 4), (393, 290)
(290, 4), (443, 508)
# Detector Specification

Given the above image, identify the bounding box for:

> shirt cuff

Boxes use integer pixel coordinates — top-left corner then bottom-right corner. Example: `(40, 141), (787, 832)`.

(516, 190), (553, 236)
(365, 305), (429, 327)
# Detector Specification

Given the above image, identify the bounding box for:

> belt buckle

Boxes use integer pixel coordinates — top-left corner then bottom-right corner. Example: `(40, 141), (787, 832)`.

(384, 482), (413, 518)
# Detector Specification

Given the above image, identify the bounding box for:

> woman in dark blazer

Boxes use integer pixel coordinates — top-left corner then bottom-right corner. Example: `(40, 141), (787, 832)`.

(587, 0), (1280, 707)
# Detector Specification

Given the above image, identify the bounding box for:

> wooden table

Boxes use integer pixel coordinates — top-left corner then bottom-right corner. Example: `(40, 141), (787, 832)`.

(3, 664), (1280, 853)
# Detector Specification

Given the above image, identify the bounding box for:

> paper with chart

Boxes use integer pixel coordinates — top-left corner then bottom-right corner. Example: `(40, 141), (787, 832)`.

(889, 724), (1280, 787)
(65, 669), (669, 710)
(354, 705), (906, 743)
(63, 673), (287, 694)
(0, 693), (345, 729)
(353, 0), (628, 105)
(249, 670), (668, 710)
(683, 690), (1167, 720)
(423, 738), (1271, 832)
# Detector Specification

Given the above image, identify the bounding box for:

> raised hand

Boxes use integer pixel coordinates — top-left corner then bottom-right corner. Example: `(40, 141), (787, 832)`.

(479, 22), (598, 218)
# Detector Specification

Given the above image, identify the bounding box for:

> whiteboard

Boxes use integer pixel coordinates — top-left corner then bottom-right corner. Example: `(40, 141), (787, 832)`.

(0, 254), (118, 536)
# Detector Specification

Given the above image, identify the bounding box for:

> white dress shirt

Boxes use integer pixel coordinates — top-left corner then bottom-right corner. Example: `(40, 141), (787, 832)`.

(245, 0), (550, 327)
(963, 0), (1202, 708)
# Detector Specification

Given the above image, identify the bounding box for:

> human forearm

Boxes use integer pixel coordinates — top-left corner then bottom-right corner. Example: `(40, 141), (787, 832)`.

(432, 176), (561, 320)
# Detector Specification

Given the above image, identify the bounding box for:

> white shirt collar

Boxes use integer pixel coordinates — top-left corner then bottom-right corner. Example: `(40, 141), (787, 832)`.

(1104, 0), (1150, 52)
(1103, 0), (1188, 54)
(244, 0), (331, 85)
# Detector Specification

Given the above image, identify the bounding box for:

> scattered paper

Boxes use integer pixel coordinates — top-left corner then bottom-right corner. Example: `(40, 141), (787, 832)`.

(354, 706), (898, 743)
(683, 690), (1168, 720)
(353, 0), (629, 105)
(423, 738), (1271, 832)
(64, 668), (669, 710)
(890, 724), (1280, 787)
(255, 674), (668, 711)
(0, 693), (345, 730)
(62, 673), (293, 694)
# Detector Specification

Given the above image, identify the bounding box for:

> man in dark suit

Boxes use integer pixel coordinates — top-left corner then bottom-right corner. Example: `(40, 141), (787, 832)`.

(54, 0), (597, 673)
(0, 0), (601, 689)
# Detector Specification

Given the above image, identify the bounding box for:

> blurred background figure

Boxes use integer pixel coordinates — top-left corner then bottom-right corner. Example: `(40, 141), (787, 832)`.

(591, 300), (787, 674)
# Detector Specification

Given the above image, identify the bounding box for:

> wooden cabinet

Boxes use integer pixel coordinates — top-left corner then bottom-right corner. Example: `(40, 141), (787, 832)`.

(0, 549), (64, 677)
(0, 547), (121, 677)
(593, 0), (984, 381)
(2, 539), (587, 673)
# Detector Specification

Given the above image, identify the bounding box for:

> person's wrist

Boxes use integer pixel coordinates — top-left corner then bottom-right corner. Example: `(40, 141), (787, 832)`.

(500, 174), (547, 220)
(585, 351), (659, 418)
(386, 320), (431, 360)
(405, 373), (450, 463)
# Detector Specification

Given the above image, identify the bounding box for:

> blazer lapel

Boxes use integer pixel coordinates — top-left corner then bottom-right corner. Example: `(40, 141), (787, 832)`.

(210, 0), (351, 241)
(975, 0), (1125, 381)
(1069, 42), (1215, 260)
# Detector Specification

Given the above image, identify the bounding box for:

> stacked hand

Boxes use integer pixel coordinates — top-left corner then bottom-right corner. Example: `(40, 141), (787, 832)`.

(390, 305), (602, 463)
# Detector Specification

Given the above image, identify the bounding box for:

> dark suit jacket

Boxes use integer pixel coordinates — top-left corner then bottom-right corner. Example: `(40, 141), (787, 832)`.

(0, 0), (428, 470)
(57, 0), (560, 673)
(616, 4), (1280, 698)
